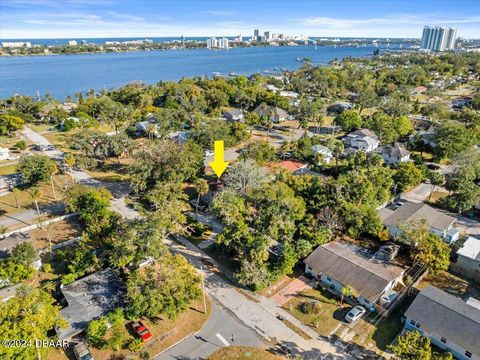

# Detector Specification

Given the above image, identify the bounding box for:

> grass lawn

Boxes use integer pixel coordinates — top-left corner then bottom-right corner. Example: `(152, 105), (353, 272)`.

(208, 346), (284, 360)
(29, 124), (52, 133)
(0, 174), (68, 222)
(351, 310), (403, 352)
(0, 135), (22, 147)
(283, 287), (346, 337)
(283, 287), (402, 353)
(42, 124), (115, 152)
(428, 191), (448, 203)
(0, 163), (17, 176)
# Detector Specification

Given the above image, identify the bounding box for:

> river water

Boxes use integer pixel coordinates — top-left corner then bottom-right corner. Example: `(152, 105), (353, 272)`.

(0, 45), (388, 100)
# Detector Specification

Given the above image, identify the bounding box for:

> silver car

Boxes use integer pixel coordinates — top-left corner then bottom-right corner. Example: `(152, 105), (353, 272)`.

(73, 342), (94, 360)
(345, 306), (366, 323)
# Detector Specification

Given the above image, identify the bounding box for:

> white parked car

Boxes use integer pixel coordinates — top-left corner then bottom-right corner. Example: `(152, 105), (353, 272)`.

(345, 306), (366, 323)
(205, 150), (214, 157)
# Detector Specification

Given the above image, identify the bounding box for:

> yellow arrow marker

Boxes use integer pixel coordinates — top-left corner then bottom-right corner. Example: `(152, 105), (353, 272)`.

(209, 140), (230, 178)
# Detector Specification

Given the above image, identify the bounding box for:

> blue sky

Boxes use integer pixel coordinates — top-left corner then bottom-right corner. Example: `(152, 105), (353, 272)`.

(1, 0), (479, 39)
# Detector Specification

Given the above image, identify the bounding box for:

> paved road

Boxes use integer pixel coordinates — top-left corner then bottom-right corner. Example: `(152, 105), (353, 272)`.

(165, 235), (348, 359)
(155, 300), (264, 360)
(0, 128), (135, 227)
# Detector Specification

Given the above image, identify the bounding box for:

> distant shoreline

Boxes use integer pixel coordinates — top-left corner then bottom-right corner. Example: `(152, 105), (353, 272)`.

(0, 39), (416, 58)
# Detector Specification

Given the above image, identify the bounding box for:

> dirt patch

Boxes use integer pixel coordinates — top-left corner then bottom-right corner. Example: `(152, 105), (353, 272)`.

(29, 217), (83, 250)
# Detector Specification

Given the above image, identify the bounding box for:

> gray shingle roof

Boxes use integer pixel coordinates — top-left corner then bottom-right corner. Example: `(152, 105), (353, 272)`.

(304, 241), (404, 300)
(405, 286), (480, 356)
(350, 128), (378, 139)
(224, 109), (243, 116)
(382, 201), (455, 232)
(378, 146), (410, 158)
(56, 269), (124, 340)
(253, 104), (288, 119)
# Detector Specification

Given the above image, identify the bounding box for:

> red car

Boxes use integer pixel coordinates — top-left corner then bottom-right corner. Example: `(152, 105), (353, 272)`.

(132, 321), (152, 342)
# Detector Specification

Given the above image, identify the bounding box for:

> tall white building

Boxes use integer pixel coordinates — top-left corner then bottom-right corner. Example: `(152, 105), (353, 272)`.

(421, 26), (457, 51)
(219, 38), (229, 49)
(207, 37), (229, 49)
(207, 37), (218, 49)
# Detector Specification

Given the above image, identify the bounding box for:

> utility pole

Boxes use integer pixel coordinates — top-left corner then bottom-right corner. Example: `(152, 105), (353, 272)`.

(200, 265), (207, 314)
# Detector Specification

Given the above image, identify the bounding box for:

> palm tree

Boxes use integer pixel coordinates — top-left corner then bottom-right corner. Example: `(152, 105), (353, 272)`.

(63, 153), (76, 185)
(49, 162), (59, 200)
(27, 187), (42, 218)
(341, 285), (355, 306)
(12, 187), (21, 208)
(331, 140), (344, 174)
(194, 178), (209, 220)
(146, 123), (157, 140)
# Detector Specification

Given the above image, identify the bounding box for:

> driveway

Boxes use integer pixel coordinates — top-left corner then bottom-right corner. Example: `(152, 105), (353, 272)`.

(455, 215), (480, 237)
(271, 275), (312, 306)
(401, 183), (435, 203)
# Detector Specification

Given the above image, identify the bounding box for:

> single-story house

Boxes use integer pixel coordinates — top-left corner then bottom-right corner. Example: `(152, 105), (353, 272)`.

(168, 130), (191, 145)
(379, 201), (460, 244)
(404, 285), (480, 360)
(223, 109), (244, 122)
(310, 125), (342, 135)
(312, 145), (333, 163)
(377, 145), (411, 164)
(279, 91), (300, 106)
(56, 268), (125, 340)
(342, 129), (380, 153)
(266, 84), (279, 92)
(304, 241), (405, 311)
(0, 174), (22, 192)
(327, 102), (353, 114)
(409, 130), (438, 148)
(451, 236), (480, 283)
(253, 104), (289, 123)
(412, 86), (428, 95)
(451, 97), (472, 110)
(0, 233), (41, 270)
(275, 160), (309, 175)
(135, 120), (158, 136)
(0, 147), (10, 160)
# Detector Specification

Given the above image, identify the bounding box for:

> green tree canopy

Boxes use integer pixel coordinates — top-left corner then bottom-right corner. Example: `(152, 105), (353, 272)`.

(0, 286), (68, 360)
(126, 253), (202, 320)
(16, 155), (57, 186)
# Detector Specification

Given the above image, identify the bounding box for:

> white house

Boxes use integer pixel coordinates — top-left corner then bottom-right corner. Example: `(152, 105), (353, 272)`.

(404, 286), (480, 360)
(253, 104), (288, 123)
(451, 237), (480, 283)
(377, 145), (410, 164)
(0, 147), (10, 161)
(136, 121), (158, 136)
(342, 129), (380, 153)
(312, 145), (333, 163)
(379, 201), (460, 244)
(304, 241), (405, 311)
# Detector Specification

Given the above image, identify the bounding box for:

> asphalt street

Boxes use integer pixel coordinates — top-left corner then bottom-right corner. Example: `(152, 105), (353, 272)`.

(154, 299), (265, 360)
